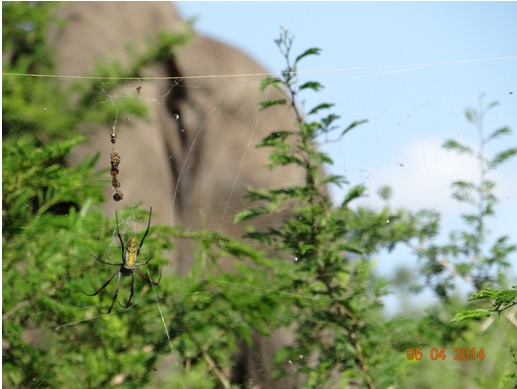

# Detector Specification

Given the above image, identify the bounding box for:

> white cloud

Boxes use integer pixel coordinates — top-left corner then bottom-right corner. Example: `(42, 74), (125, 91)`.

(336, 136), (514, 215)
(330, 135), (516, 250)
(374, 137), (478, 211)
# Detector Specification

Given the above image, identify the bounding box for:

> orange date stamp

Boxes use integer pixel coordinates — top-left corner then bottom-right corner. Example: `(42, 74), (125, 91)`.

(407, 347), (485, 361)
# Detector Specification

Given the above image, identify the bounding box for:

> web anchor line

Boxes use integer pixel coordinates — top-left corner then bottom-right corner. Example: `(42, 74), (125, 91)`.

(3, 55), (516, 81)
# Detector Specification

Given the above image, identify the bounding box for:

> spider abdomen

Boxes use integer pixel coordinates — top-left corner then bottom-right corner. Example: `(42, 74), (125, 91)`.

(125, 237), (138, 267)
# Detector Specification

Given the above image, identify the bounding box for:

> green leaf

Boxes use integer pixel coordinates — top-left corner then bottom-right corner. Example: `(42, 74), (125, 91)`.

(310, 150), (333, 165)
(342, 243), (364, 255)
(299, 81), (324, 92)
(488, 148), (517, 169)
(487, 100), (499, 110)
(452, 309), (493, 322)
(342, 185), (367, 207)
(260, 99), (287, 110)
(377, 185), (393, 201)
(487, 126), (511, 142)
(341, 119), (368, 137)
(308, 103), (334, 115)
(234, 208), (268, 223)
(468, 288), (498, 301)
(295, 47), (321, 64)
(257, 131), (292, 147)
(464, 108), (478, 124)
(259, 77), (282, 92)
(269, 151), (303, 167)
(317, 113), (341, 135)
(442, 139), (473, 155)
(451, 180), (476, 191)
(321, 174), (347, 187)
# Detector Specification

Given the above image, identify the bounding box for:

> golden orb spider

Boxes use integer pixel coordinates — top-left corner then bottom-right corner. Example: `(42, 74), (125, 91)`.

(84, 207), (162, 314)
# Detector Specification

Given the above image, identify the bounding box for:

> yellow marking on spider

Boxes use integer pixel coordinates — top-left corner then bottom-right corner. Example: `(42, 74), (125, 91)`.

(125, 237), (138, 267)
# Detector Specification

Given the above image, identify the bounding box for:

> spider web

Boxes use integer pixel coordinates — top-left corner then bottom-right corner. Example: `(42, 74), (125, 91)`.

(6, 55), (517, 387)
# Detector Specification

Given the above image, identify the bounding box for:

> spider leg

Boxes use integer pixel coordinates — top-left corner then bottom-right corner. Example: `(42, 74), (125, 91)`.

(134, 248), (153, 266)
(136, 207), (152, 258)
(119, 273), (135, 309)
(83, 268), (120, 297)
(91, 254), (123, 266)
(134, 267), (162, 286)
(102, 272), (123, 314)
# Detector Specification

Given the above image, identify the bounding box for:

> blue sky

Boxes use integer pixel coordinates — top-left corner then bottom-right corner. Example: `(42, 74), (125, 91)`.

(175, 2), (517, 312)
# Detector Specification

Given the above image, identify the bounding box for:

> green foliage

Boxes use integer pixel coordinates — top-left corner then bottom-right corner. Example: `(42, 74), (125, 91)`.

(454, 285), (517, 322)
(234, 29), (442, 389)
(3, 136), (103, 233)
(3, 3), (188, 388)
(417, 97), (516, 299)
(403, 96), (517, 388)
(2, 2), (76, 143)
(235, 29), (516, 388)
(2, 207), (162, 388)
(500, 346), (517, 389)
(2, 2), (58, 73)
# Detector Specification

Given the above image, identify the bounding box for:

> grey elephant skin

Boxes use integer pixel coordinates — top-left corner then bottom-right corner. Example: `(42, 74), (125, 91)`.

(48, 2), (305, 388)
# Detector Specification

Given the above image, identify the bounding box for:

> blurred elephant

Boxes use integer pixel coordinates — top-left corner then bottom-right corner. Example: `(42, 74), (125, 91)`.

(47, 2), (304, 388)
